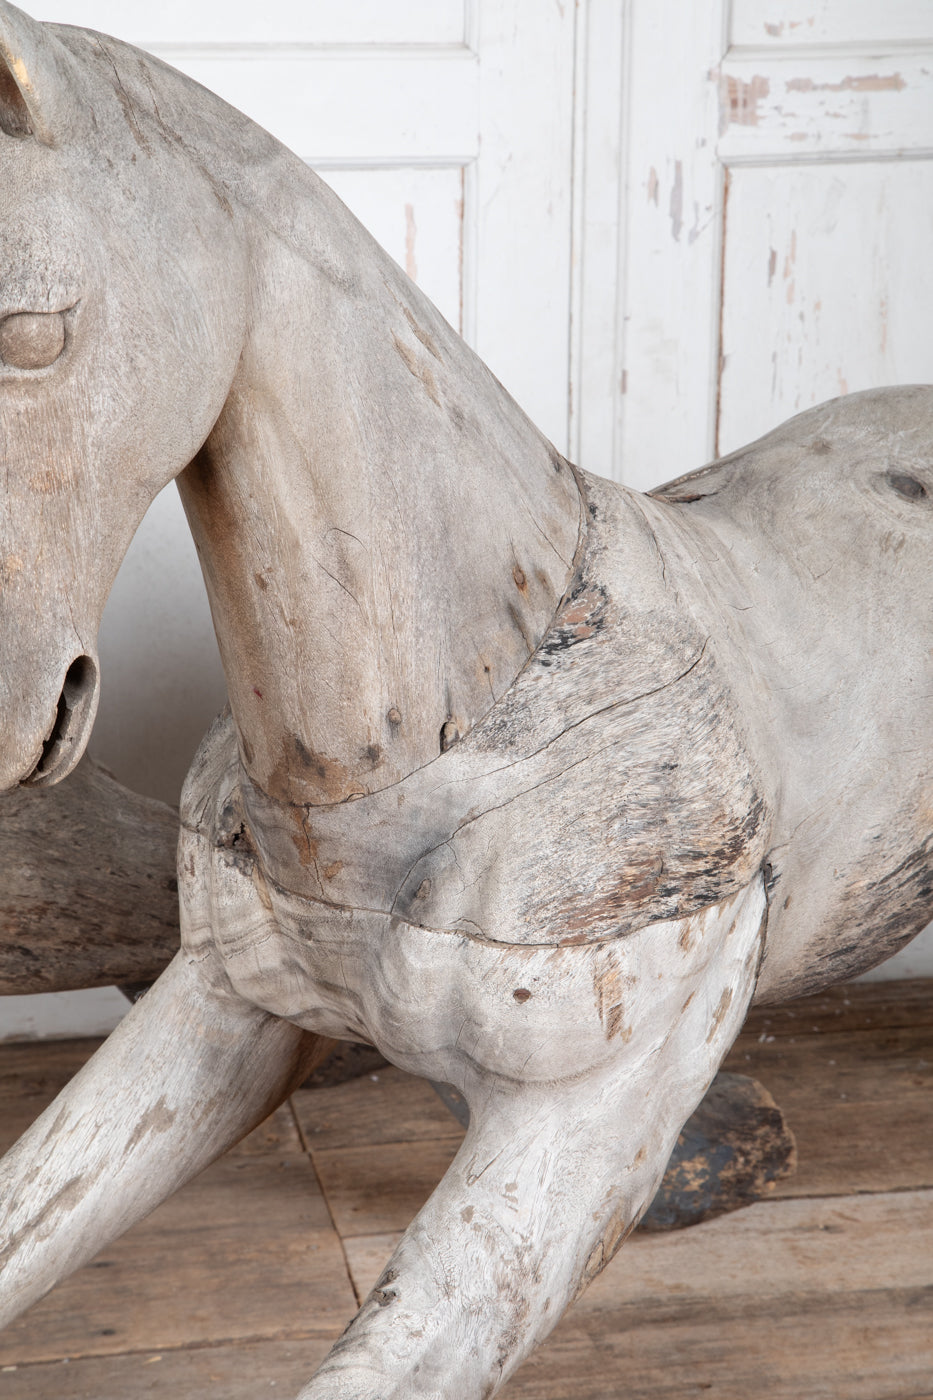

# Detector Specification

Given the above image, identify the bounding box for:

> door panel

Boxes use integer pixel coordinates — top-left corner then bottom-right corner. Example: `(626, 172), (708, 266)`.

(720, 160), (933, 452)
(731, 0), (933, 49)
(164, 50), (479, 165)
(38, 0), (468, 46)
(719, 51), (933, 164)
(615, 0), (933, 487)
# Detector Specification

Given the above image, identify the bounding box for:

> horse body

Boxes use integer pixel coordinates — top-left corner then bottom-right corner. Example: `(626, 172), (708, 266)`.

(646, 392), (933, 1000)
(1, 4), (932, 1396)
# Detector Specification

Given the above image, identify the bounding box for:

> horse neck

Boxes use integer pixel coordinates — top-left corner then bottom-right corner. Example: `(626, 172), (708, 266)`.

(178, 162), (582, 809)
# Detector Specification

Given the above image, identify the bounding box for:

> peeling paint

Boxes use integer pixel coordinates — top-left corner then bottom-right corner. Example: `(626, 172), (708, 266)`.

(786, 73), (906, 95)
(720, 74), (770, 134)
(404, 202), (418, 282)
(647, 166), (659, 206)
(669, 160), (683, 242)
(767, 248), (777, 286)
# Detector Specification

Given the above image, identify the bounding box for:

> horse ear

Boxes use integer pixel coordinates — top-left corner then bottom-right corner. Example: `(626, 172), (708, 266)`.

(0, 1), (82, 145)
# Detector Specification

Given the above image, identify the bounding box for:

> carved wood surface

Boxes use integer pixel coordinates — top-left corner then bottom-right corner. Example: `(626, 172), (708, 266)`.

(0, 757), (178, 994)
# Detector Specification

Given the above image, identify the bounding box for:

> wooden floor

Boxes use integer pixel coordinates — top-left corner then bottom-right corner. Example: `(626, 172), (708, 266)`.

(0, 979), (931, 1399)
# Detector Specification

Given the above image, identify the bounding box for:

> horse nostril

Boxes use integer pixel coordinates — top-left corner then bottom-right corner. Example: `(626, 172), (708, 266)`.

(60, 654), (95, 712)
(23, 654), (99, 786)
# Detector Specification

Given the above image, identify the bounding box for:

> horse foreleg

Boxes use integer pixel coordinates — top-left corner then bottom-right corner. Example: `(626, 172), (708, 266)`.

(0, 948), (327, 1328)
(299, 880), (768, 1400)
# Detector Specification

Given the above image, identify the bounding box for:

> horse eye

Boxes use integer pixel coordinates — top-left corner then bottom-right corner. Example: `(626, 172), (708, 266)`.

(0, 311), (67, 370)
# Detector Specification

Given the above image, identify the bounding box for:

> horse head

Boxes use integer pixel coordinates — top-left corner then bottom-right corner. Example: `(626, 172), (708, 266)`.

(0, 0), (247, 789)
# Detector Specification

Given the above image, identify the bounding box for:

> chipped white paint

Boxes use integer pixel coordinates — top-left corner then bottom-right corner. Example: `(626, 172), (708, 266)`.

(609, 0), (933, 490)
(719, 160), (933, 453)
(718, 51), (933, 163)
(612, 0), (730, 489)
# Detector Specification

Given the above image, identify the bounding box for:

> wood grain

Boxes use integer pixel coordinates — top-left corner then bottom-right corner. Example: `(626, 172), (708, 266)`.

(0, 1336), (336, 1400)
(291, 1066), (463, 1154)
(725, 1024), (933, 1197)
(0, 1154), (353, 1366)
(311, 1140), (462, 1239)
(0, 759), (179, 994)
(740, 976), (933, 1037)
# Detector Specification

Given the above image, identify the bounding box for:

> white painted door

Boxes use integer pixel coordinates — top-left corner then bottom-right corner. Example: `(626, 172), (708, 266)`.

(612, 0), (933, 488)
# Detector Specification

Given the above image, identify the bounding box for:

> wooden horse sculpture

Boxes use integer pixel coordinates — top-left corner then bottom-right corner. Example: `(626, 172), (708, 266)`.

(1, 4), (931, 1395)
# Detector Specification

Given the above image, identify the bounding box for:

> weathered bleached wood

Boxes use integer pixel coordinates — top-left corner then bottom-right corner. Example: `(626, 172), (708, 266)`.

(0, 954), (334, 1332)
(0, 1155), (348, 1366)
(648, 391), (933, 1000)
(0, 4), (932, 1397)
(0, 757), (178, 993)
(430, 1071), (798, 1232)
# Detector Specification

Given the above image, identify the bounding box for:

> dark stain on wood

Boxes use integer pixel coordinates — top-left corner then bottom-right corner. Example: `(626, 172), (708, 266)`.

(537, 580), (608, 658)
(885, 471), (927, 502)
(268, 733), (365, 805)
(640, 1072), (796, 1231)
(123, 1097), (178, 1157)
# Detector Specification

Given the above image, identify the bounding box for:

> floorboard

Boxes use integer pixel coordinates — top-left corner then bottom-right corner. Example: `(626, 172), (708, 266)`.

(0, 978), (930, 1398)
